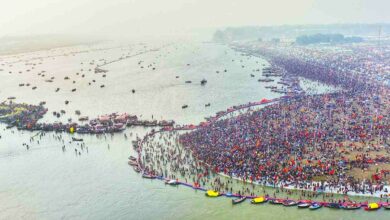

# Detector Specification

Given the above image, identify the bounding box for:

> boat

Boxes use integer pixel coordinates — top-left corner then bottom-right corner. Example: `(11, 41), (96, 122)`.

(205, 190), (220, 197)
(382, 203), (390, 210)
(128, 156), (137, 161)
(225, 192), (233, 197)
(326, 202), (341, 209)
(251, 196), (267, 204)
(309, 203), (322, 210)
(269, 199), (284, 205)
(365, 203), (380, 211)
(343, 203), (361, 210)
(182, 105), (188, 109)
(283, 200), (298, 206)
(232, 197), (246, 205)
(142, 173), (156, 179)
(298, 203), (311, 208)
(200, 79), (207, 85)
(72, 137), (83, 142)
(258, 78), (274, 82)
(133, 166), (141, 173)
(128, 160), (138, 166)
(165, 179), (179, 185)
(326, 203), (341, 209)
(185, 81), (192, 83)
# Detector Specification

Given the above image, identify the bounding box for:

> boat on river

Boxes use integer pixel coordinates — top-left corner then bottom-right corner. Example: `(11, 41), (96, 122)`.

(364, 203), (380, 211)
(342, 203), (361, 210)
(232, 197), (246, 205)
(165, 179), (179, 185)
(142, 173), (156, 179)
(269, 199), (284, 205)
(298, 203), (311, 208)
(283, 200), (298, 206)
(309, 203), (322, 210)
(326, 203), (341, 209)
(205, 190), (220, 197)
(251, 196), (267, 204)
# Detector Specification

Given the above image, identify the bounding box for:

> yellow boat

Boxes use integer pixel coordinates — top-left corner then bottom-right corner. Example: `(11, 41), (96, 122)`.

(251, 196), (267, 204)
(205, 190), (220, 197)
(365, 203), (380, 211)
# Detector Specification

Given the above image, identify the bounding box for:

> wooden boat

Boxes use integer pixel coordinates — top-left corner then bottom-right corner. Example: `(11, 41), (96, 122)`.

(343, 203), (361, 210)
(326, 203), (341, 209)
(182, 105), (188, 109)
(133, 166), (141, 173)
(258, 78), (274, 82)
(72, 137), (83, 142)
(283, 200), (298, 206)
(142, 173), (156, 179)
(309, 203), (322, 210)
(251, 196), (267, 204)
(232, 197), (246, 205)
(269, 199), (284, 205)
(298, 203), (311, 208)
(128, 160), (138, 166)
(165, 179), (179, 185)
(128, 156), (137, 161)
(382, 204), (390, 210)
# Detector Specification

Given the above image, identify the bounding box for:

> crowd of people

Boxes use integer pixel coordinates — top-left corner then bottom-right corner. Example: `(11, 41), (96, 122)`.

(0, 101), (174, 134)
(177, 42), (390, 197)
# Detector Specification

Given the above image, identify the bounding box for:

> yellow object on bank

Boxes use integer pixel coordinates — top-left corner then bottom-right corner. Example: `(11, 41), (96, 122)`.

(368, 203), (379, 209)
(252, 197), (265, 203)
(70, 127), (75, 133)
(206, 190), (219, 197)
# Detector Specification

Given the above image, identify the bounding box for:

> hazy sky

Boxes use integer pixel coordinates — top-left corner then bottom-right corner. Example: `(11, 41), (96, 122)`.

(0, 0), (389, 38)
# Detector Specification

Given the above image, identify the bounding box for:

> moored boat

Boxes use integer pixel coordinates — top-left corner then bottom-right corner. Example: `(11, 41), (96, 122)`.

(133, 166), (141, 173)
(309, 203), (322, 210)
(225, 192), (233, 197)
(298, 203), (311, 208)
(251, 196), (267, 204)
(326, 203), (341, 209)
(142, 173), (156, 179)
(343, 203), (361, 210)
(382, 204), (390, 210)
(205, 190), (220, 197)
(283, 200), (298, 207)
(269, 199), (284, 205)
(232, 197), (246, 205)
(128, 156), (137, 161)
(364, 203), (380, 211)
(128, 160), (138, 166)
(165, 179), (179, 185)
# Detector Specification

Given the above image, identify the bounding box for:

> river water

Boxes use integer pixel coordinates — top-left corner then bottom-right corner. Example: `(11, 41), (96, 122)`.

(0, 42), (388, 220)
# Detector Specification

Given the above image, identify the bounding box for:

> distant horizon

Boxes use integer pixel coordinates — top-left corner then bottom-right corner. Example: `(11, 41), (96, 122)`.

(1, 0), (389, 38)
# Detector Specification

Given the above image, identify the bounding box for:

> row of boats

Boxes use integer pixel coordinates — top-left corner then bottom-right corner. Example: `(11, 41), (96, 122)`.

(205, 190), (389, 211)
